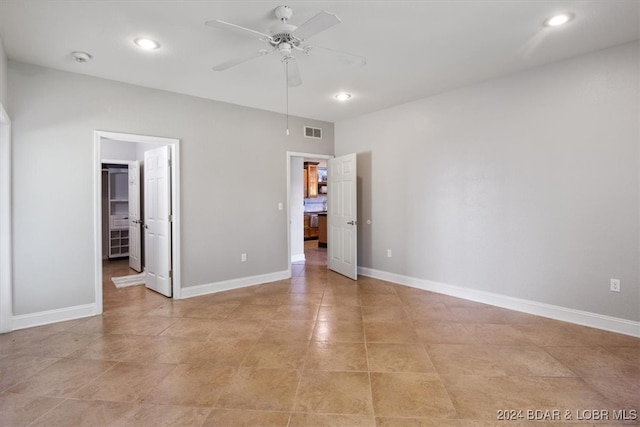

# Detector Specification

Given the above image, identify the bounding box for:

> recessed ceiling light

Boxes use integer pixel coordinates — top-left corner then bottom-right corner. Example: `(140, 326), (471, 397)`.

(334, 92), (352, 101)
(134, 37), (160, 50)
(544, 13), (573, 27)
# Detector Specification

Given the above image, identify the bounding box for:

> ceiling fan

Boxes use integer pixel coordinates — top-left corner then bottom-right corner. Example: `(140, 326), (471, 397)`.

(205, 5), (366, 87)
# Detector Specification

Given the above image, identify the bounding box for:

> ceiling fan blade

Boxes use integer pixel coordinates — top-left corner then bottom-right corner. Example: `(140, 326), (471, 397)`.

(285, 58), (302, 87)
(205, 19), (273, 41)
(308, 46), (366, 67)
(213, 49), (272, 71)
(293, 11), (341, 40)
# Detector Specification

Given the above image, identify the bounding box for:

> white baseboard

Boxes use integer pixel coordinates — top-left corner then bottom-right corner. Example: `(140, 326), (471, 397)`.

(180, 270), (290, 299)
(12, 303), (98, 331)
(291, 254), (306, 263)
(358, 267), (640, 338)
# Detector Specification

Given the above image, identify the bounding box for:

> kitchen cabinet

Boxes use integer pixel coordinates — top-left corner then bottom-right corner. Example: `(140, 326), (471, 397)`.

(304, 213), (319, 240)
(318, 213), (327, 247)
(304, 162), (318, 198)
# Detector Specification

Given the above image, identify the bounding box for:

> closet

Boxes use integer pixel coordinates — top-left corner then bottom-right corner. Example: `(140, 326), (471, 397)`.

(106, 167), (129, 258)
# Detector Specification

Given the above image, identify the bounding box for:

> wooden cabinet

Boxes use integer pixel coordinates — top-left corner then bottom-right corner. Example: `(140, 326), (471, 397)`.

(304, 162), (318, 198)
(304, 213), (319, 240)
(318, 214), (327, 247)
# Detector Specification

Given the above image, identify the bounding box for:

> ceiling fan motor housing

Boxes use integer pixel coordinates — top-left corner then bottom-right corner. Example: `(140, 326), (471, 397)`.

(274, 5), (293, 21)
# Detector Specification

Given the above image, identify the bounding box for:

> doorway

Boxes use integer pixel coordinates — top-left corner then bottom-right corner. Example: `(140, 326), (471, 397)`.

(94, 131), (181, 314)
(287, 152), (333, 276)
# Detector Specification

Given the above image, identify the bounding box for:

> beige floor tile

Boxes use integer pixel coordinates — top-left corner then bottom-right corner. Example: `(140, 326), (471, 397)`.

(273, 304), (320, 320)
(0, 393), (63, 427)
(606, 346), (640, 364)
(7, 358), (115, 397)
(108, 315), (178, 336)
(510, 322), (596, 346)
(321, 293), (362, 306)
(360, 293), (404, 306)
(427, 344), (576, 377)
(71, 361), (176, 402)
(216, 368), (300, 411)
(544, 346), (640, 378)
(67, 334), (149, 362)
(447, 306), (508, 323)
(413, 321), (481, 344)
(304, 341), (368, 371)
(159, 318), (221, 339)
(289, 413), (376, 426)
(29, 398), (137, 427)
(317, 305), (363, 323)
(580, 375), (640, 409)
(367, 343), (435, 373)
(3, 252), (639, 426)
(241, 340), (309, 369)
(207, 319), (267, 340)
(440, 375), (618, 420)
(15, 332), (99, 358)
(404, 302), (458, 322)
(295, 370), (373, 415)
(203, 408), (290, 426)
(362, 305), (409, 323)
(225, 304), (281, 321)
(182, 338), (255, 366)
(364, 321), (420, 344)
(144, 363), (236, 406)
(0, 354), (60, 392)
(370, 372), (457, 418)
(260, 320), (316, 342)
(463, 323), (538, 345)
(283, 292), (324, 305)
(120, 336), (206, 364)
(113, 403), (211, 427)
(183, 303), (239, 320)
(313, 321), (365, 342)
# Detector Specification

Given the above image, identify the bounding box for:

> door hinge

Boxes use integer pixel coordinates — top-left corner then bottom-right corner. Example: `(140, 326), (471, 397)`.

(169, 270), (173, 279)
(168, 158), (172, 167)
(168, 214), (173, 222)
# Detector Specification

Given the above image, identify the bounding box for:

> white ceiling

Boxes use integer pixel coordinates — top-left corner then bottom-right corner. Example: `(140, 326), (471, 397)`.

(0, 1), (638, 123)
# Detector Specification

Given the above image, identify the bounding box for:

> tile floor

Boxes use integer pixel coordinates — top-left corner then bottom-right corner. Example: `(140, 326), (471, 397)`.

(1, 242), (638, 426)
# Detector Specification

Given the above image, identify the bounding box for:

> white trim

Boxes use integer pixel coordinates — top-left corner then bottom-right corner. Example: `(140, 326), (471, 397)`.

(359, 267), (640, 338)
(181, 270), (290, 299)
(12, 303), (97, 331)
(291, 254), (306, 263)
(286, 151), (333, 278)
(94, 131), (182, 316)
(0, 103), (12, 333)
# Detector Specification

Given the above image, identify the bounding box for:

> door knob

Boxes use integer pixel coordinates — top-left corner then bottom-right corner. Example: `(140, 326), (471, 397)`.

(347, 220), (357, 225)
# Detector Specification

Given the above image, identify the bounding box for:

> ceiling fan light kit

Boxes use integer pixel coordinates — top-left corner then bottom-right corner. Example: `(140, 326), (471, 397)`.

(206, 5), (365, 134)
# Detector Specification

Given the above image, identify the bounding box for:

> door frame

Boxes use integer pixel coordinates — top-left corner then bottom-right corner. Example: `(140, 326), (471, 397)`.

(286, 151), (333, 277)
(94, 131), (181, 313)
(0, 103), (12, 333)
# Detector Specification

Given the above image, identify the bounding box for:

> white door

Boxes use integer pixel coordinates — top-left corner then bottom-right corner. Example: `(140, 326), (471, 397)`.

(328, 153), (358, 280)
(144, 146), (172, 297)
(128, 161), (142, 272)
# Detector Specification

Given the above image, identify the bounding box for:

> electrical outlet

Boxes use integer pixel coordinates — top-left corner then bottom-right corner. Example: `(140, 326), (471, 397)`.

(241, 253), (247, 262)
(387, 249), (392, 258)
(610, 278), (620, 292)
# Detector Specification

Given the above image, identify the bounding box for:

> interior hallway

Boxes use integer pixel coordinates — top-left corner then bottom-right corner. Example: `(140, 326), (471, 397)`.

(0, 244), (638, 426)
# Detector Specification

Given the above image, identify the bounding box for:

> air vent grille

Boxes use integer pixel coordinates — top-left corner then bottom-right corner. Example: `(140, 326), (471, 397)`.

(304, 126), (322, 139)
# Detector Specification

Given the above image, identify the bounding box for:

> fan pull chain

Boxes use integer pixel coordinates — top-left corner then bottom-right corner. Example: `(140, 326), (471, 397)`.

(285, 58), (290, 136)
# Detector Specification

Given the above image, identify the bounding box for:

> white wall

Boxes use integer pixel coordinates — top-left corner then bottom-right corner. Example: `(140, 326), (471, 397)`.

(8, 61), (334, 316)
(290, 156), (305, 262)
(336, 42), (639, 322)
(0, 34), (7, 106)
